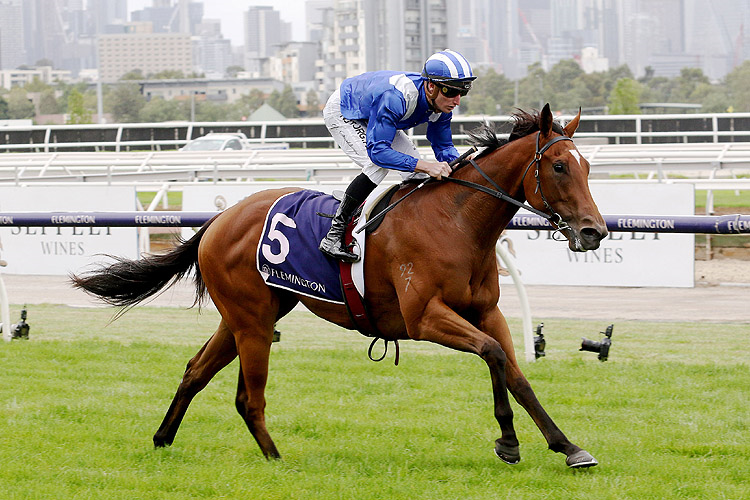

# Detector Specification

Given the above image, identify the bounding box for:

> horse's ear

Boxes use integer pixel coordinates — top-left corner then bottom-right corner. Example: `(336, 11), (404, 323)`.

(540, 103), (553, 138)
(564, 107), (582, 138)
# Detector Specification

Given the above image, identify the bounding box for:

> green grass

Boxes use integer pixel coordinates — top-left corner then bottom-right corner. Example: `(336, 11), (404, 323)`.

(695, 189), (750, 209)
(137, 191), (183, 209)
(0, 304), (748, 499)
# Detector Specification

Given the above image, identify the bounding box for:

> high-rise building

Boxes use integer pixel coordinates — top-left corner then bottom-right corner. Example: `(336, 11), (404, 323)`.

(244, 6), (291, 58)
(97, 32), (193, 81)
(244, 6), (292, 76)
(0, 0), (26, 69)
(316, 0), (453, 97)
(449, 0), (494, 67)
(488, 0), (522, 78)
(306, 0), (334, 42)
(89, 0), (127, 35)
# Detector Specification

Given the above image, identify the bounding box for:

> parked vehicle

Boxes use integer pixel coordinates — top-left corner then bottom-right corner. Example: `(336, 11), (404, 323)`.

(180, 133), (247, 151)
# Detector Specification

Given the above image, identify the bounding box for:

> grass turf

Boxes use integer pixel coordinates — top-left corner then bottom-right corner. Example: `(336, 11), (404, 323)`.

(0, 304), (747, 499)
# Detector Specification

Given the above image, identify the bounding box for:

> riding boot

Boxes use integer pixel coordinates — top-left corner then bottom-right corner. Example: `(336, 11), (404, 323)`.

(319, 193), (362, 263)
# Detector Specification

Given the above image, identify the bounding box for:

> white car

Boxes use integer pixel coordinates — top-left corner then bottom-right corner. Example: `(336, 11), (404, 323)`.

(180, 133), (247, 151)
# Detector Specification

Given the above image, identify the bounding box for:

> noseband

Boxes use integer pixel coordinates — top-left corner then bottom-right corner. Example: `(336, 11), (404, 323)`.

(520, 132), (575, 237)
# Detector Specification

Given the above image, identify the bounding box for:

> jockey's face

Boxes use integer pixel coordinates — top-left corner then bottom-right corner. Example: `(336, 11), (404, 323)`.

(427, 82), (462, 114)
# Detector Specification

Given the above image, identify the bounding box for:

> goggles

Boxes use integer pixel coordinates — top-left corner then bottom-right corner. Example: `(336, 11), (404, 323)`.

(439, 84), (470, 98)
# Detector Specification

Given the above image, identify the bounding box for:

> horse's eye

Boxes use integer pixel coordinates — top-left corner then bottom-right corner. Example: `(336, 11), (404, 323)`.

(553, 161), (565, 173)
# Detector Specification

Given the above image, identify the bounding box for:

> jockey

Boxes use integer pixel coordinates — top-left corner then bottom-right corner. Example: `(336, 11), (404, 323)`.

(319, 49), (476, 262)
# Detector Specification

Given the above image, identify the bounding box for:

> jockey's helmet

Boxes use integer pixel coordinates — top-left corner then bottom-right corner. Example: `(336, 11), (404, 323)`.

(421, 49), (476, 94)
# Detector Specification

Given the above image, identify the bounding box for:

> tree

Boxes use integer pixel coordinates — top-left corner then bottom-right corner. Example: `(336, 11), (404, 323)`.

(306, 89), (320, 115)
(66, 89), (92, 124)
(267, 85), (299, 117)
(516, 62), (547, 110)
(570, 71), (609, 109)
(464, 67), (514, 115)
(149, 69), (186, 80)
(138, 97), (188, 122)
(226, 65), (245, 78)
(24, 76), (51, 93)
(723, 60), (750, 112)
(120, 69), (145, 81)
(546, 59), (585, 112)
(105, 83), (146, 122)
(38, 89), (61, 114)
(608, 78), (642, 114)
(0, 95), (9, 119)
(672, 67), (710, 103)
(604, 64), (634, 95)
(7, 87), (35, 119)
(237, 89), (265, 119)
(194, 101), (234, 121)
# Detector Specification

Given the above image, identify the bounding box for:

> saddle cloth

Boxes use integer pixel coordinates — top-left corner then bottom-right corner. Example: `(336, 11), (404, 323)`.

(256, 186), (397, 306)
(256, 190), (345, 304)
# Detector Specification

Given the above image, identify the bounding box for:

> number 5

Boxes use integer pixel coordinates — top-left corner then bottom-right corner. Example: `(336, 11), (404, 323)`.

(261, 213), (297, 264)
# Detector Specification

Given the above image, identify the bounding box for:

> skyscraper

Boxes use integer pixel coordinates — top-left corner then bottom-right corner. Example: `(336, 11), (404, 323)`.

(0, 0), (26, 69)
(244, 5), (292, 76)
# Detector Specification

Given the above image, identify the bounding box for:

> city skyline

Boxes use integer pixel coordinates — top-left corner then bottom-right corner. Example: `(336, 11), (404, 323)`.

(127, 0), (308, 44)
(2, 0), (749, 89)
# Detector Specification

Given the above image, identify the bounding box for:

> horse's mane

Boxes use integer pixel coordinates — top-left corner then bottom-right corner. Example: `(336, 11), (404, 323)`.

(467, 109), (565, 161)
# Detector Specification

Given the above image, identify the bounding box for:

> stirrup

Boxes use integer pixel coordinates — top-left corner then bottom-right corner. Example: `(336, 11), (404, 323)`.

(320, 240), (359, 263)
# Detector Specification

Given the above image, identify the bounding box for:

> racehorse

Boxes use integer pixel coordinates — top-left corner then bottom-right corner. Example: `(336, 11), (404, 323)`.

(72, 104), (607, 468)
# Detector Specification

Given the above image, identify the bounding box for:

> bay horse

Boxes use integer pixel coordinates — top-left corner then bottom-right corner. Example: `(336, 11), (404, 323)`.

(72, 104), (607, 468)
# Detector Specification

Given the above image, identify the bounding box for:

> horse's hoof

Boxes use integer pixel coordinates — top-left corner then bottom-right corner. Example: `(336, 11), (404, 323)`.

(566, 449), (598, 468)
(494, 442), (520, 465)
(153, 436), (172, 448)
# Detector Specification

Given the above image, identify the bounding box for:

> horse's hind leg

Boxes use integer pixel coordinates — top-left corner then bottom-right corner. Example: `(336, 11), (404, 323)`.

(233, 323), (280, 460)
(153, 319), (237, 447)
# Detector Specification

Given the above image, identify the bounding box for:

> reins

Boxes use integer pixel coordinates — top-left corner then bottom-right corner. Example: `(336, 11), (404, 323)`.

(355, 145), (477, 234)
(358, 131), (575, 237)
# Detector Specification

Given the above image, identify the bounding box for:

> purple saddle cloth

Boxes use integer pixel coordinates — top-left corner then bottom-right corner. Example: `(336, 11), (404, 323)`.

(256, 190), (344, 304)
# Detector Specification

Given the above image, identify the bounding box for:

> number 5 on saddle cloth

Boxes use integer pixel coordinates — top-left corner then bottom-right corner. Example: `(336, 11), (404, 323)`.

(256, 187), (395, 337)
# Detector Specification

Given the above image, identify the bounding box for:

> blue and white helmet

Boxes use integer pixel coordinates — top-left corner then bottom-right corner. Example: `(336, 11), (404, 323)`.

(421, 49), (477, 90)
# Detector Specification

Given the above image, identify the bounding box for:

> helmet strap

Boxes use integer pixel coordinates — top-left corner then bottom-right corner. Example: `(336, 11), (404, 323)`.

(425, 80), (439, 110)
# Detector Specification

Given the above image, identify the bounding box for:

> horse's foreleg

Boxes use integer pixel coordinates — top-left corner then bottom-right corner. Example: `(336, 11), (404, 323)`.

(153, 319), (237, 447)
(483, 308), (598, 468)
(408, 298), (520, 464)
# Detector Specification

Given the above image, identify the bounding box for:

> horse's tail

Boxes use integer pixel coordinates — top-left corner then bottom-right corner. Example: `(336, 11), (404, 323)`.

(70, 217), (217, 315)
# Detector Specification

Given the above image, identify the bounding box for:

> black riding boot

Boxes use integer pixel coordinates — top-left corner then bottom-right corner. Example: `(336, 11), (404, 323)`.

(319, 193), (362, 262)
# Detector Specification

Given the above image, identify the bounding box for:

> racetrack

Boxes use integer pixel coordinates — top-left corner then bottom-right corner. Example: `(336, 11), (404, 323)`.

(3, 257), (750, 323)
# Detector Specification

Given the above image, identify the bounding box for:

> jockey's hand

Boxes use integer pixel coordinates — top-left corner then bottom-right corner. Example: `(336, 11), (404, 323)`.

(415, 160), (453, 180)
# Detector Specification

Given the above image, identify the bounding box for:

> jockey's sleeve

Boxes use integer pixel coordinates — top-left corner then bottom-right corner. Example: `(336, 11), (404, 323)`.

(365, 93), (419, 172)
(427, 114), (459, 163)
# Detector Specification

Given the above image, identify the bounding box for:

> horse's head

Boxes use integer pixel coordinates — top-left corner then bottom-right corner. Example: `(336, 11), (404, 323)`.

(521, 104), (607, 251)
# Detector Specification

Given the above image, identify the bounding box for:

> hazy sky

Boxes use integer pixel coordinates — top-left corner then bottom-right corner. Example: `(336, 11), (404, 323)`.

(127, 0), (308, 45)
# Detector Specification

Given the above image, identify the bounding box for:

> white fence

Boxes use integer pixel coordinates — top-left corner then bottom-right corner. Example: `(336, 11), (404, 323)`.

(2, 142), (750, 184)
(2, 112), (750, 153)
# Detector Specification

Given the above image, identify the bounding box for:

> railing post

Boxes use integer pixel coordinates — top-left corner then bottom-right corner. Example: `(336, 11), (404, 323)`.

(0, 243), (11, 342)
(635, 117), (642, 145)
(43, 127), (52, 153)
(712, 115), (719, 143)
(115, 126), (124, 152)
(496, 238), (535, 363)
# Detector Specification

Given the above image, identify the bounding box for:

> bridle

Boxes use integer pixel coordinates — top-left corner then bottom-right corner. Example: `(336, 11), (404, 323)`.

(446, 131), (575, 239)
(356, 131), (577, 241)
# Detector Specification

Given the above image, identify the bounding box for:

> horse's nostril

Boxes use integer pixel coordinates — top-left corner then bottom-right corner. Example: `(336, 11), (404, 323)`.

(581, 227), (603, 241)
